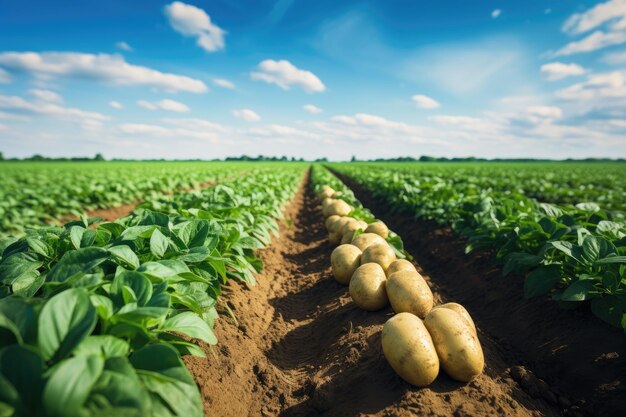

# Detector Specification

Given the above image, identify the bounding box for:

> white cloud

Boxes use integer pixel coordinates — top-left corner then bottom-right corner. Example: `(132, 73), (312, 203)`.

(527, 106), (563, 119)
(303, 104), (322, 114)
(137, 99), (190, 112)
(491, 9), (502, 19)
(28, 89), (63, 104)
(0, 52), (208, 93)
(556, 70), (626, 101)
(213, 78), (235, 89)
(109, 101), (124, 110)
(411, 94), (440, 109)
(250, 59), (325, 93)
(232, 108), (261, 122)
(602, 49), (626, 64)
(116, 41), (133, 52)
(0, 68), (10, 84)
(562, 0), (626, 35)
(540, 62), (586, 81)
(0, 94), (109, 128)
(164, 1), (226, 52)
(556, 0), (626, 56)
(429, 115), (501, 132)
(555, 30), (626, 56)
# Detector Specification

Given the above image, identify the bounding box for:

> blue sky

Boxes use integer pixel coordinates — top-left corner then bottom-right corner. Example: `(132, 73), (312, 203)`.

(0, 0), (625, 160)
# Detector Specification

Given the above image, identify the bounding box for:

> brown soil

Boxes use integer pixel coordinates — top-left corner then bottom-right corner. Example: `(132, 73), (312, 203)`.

(331, 169), (626, 417)
(185, 170), (563, 417)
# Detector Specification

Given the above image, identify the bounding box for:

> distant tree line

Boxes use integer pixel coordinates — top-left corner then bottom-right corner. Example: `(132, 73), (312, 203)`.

(351, 155), (626, 163)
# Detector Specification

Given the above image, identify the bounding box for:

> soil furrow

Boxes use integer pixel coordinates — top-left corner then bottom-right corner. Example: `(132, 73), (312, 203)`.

(330, 168), (626, 417)
(186, 169), (564, 417)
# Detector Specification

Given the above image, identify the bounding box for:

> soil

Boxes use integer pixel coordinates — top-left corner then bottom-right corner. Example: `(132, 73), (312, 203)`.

(330, 169), (626, 417)
(185, 170), (566, 417)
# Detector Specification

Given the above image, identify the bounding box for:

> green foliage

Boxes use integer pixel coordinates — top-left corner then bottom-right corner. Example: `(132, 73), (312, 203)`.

(330, 162), (626, 330)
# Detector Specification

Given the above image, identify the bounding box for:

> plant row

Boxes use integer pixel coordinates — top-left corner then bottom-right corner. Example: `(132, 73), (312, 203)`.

(0, 166), (304, 417)
(329, 163), (626, 330)
(310, 165), (484, 387)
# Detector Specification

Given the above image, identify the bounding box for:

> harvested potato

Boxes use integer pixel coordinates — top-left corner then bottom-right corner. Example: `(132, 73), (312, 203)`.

(340, 218), (368, 236)
(331, 244), (362, 285)
(328, 231), (342, 245)
(361, 243), (396, 270)
(424, 308), (484, 382)
(340, 231), (354, 245)
(325, 215), (341, 232)
(386, 270), (433, 318)
(349, 263), (388, 311)
(351, 233), (387, 251)
(332, 217), (352, 234)
(365, 221), (389, 239)
(318, 186), (335, 200)
(322, 197), (334, 211)
(433, 303), (477, 335)
(385, 259), (417, 277)
(323, 200), (351, 218)
(331, 191), (343, 198)
(382, 312), (440, 387)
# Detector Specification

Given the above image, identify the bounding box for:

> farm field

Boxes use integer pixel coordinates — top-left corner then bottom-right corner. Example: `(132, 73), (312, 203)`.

(0, 161), (624, 417)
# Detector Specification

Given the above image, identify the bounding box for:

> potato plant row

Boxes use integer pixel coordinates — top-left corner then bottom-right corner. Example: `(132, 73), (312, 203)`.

(310, 165), (484, 387)
(330, 164), (626, 330)
(0, 161), (254, 237)
(0, 167), (305, 417)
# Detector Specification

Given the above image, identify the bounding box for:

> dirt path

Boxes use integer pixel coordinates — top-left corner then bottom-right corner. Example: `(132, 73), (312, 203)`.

(331, 169), (626, 417)
(186, 171), (562, 417)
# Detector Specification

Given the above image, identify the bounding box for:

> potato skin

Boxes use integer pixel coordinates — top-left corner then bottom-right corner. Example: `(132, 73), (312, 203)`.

(386, 259), (417, 277)
(325, 215), (341, 232)
(323, 200), (352, 217)
(340, 218), (367, 236)
(331, 245), (362, 285)
(328, 231), (342, 245)
(361, 243), (396, 270)
(318, 186), (335, 200)
(365, 221), (389, 239)
(386, 270), (433, 318)
(424, 308), (484, 382)
(382, 313), (440, 387)
(433, 303), (477, 335)
(349, 263), (388, 311)
(351, 233), (387, 251)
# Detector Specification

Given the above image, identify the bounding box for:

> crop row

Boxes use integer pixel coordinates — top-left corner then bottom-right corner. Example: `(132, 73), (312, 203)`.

(0, 166), (304, 417)
(0, 161), (254, 237)
(330, 163), (626, 330)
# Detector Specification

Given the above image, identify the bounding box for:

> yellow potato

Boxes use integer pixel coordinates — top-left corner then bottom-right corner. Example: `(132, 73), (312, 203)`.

(323, 200), (351, 218)
(340, 231), (354, 245)
(361, 243), (396, 270)
(331, 191), (343, 198)
(325, 215), (341, 232)
(385, 259), (417, 277)
(349, 263), (388, 311)
(386, 270), (433, 318)
(351, 233), (387, 251)
(382, 312), (440, 387)
(328, 231), (342, 245)
(321, 197), (334, 211)
(331, 217), (352, 234)
(330, 244), (362, 285)
(365, 221), (389, 239)
(424, 308), (484, 382)
(318, 186), (335, 200)
(433, 303), (477, 336)
(340, 218), (367, 236)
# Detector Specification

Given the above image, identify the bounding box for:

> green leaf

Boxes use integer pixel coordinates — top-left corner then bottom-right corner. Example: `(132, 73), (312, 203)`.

(591, 296), (626, 328)
(74, 335), (130, 358)
(47, 247), (109, 283)
(70, 226), (86, 250)
(110, 271), (153, 308)
(0, 253), (42, 285)
(0, 297), (37, 345)
(524, 265), (560, 298)
(177, 247), (210, 263)
(0, 345), (44, 416)
(43, 354), (104, 417)
(109, 245), (140, 270)
(150, 229), (169, 258)
(159, 312), (217, 345)
(38, 288), (97, 361)
(560, 280), (598, 301)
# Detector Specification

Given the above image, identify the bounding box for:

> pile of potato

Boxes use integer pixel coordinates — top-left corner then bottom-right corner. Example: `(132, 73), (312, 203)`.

(318, 185), (484, 387)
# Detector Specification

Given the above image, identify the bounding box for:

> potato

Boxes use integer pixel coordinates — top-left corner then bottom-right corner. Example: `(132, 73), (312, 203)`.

(424, 308), (484, 382)
(365, 221), (389, 239)
(322, 197), (334, 211)
(332, 216), (351, 233)
(349, 263), (388, 311)
(325, 215), (341, 232)
(340, 231), (354, 245)
(323, 200), (351, 218)
(340, 218), (367, 236)
(361, 243), (396, 270)
(328, 231), (342, 245)
(382, 312), (439, 387)
(331, 191), (343, 198)
(433, 303), (477, 336)
(351, 233), (387, 251)
(331, 244), (362, 285)
(386, 259), (417, 277)
(386, 270), (433, 318)
(318, 186), (335, 200)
